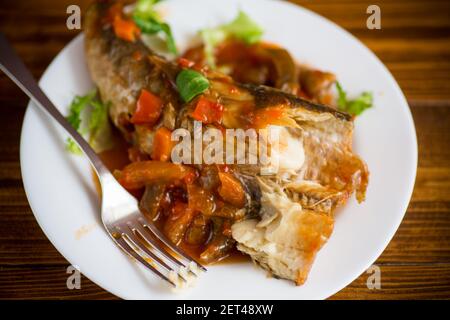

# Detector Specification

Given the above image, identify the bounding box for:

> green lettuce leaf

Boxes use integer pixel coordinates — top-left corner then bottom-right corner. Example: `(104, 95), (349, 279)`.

(134, 0), (162, 20)
(200, 28), (227, 67)
(132, 0), (177, 54)
(336, 82), (373, 116)
(65, 90), (96, 154)
(65, 90), (114, 154)
(221, 11), (264, 44)
(200, 11), (264, 67)
(65, 138), (83, 155)
(88, 100), (114, 153)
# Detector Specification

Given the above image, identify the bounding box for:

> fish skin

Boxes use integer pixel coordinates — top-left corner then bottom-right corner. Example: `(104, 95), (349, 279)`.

(84, 0), (369, 285)
(85, 2), (352, 132)
(85, 1), (181, 139)
(240, 83), (352, 122)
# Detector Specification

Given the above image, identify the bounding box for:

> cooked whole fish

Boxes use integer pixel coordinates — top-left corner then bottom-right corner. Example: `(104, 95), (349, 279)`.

(85, 1), (369, 285)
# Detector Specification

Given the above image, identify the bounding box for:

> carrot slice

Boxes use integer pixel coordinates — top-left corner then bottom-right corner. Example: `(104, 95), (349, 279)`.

(113, 15), (140, 42)
(151, 127), (174, 162)
(118, 161), (194, 190)
(248, 106), (295, 129)
(191, 97), (224, 124)
(131, 89), (164, 126)
(217, 172), (246, 208)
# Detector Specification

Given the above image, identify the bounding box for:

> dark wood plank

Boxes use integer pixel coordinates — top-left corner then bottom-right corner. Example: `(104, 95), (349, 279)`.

(331, 264), (450, 300)
(1, 264), (449, 300)
(289, 0), (450, 101)
(0, 266), (117, 300)
(0, 0), (448, 101)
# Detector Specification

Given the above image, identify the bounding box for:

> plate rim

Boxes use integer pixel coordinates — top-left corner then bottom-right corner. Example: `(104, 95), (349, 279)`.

(19, 0), (418, 300)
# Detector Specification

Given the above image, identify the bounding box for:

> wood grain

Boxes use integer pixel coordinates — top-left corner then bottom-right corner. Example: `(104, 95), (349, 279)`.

(0, 0), (449, 300)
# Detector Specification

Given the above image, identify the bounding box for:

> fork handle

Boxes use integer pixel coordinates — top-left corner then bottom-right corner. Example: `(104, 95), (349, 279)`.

(0, 33), (110, 178)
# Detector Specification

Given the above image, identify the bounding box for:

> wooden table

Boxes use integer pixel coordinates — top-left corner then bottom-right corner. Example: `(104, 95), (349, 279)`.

(0, 0), (449, 300)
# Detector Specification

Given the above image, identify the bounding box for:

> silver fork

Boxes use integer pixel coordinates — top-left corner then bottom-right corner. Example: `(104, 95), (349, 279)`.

(0, 34), (206, 287)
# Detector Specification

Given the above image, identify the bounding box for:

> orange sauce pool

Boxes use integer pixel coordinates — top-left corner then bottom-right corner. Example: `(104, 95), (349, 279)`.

(93, 128), (250, 265)
(92, 130), (130, 197)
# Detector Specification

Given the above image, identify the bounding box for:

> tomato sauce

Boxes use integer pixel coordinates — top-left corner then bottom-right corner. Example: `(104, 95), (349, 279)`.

(92, 127), (247, 265)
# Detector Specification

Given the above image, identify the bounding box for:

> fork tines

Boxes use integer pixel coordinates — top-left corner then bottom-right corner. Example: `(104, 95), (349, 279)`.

(111, 217), (205, 288)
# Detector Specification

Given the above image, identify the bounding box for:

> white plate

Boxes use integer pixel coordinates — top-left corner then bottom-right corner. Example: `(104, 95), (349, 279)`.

(20, 0), (417, 299)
